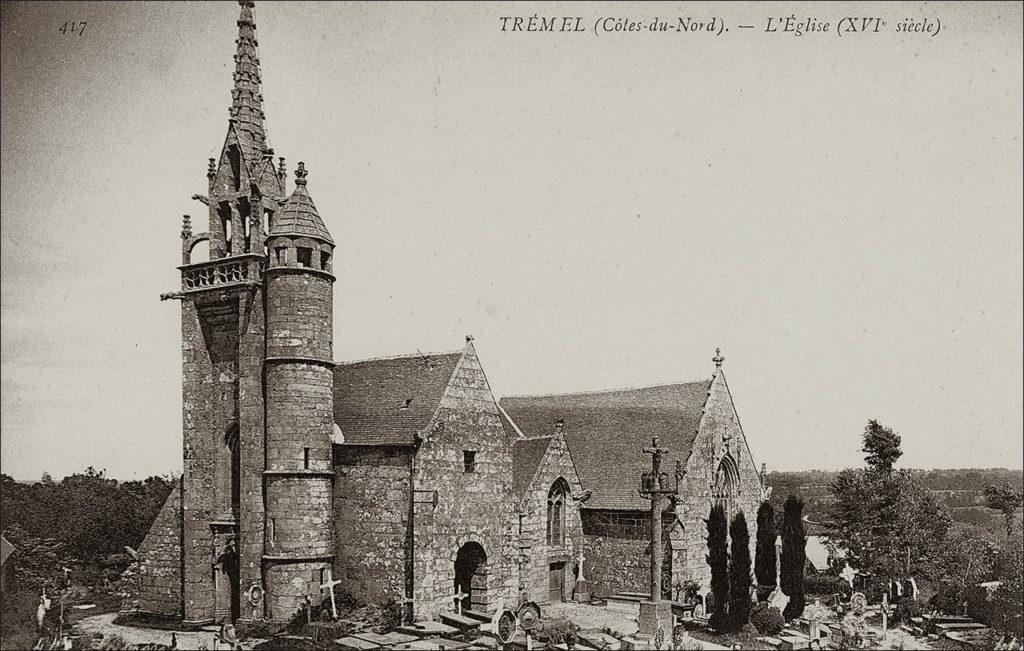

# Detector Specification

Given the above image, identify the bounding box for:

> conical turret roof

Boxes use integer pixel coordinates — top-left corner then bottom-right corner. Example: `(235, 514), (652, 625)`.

(272, 163), (334, 244)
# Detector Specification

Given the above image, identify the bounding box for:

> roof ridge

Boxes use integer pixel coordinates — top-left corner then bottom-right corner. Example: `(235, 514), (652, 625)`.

(515, 435), (554, 442)
(501, 377), (712, 400)
(336, 349), (463, 366)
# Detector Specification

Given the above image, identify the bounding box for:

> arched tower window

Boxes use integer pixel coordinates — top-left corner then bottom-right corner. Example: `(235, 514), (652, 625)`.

(712, 454), (740, 519)
(547, 478), (569, 547)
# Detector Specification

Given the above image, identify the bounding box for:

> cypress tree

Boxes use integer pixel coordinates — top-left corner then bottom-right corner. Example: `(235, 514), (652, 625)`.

(705, 503), (730, 629)
(780, 495), (807, 620)
(728, 511), (752, 631)
(755, 501), (777, 597)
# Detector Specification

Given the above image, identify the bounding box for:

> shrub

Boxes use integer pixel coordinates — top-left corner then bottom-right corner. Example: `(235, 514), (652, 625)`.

(749, 602), (785, 635)
(728, 512), (752, 632)
(780, 496), (806, 620)
(705, 504), (729, 629)
(755, 502), (777, 591)
(803, 574), (851, 597)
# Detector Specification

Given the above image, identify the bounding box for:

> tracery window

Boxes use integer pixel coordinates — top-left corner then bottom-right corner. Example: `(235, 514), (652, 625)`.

(712, 454), (740, 519)
(547, 478), (569, 547)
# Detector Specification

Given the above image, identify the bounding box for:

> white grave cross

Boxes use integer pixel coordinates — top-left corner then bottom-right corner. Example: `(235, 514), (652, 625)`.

(452, 584), (468, 615)
(319, 567), (342, 620)
(577, 551), (587, 582)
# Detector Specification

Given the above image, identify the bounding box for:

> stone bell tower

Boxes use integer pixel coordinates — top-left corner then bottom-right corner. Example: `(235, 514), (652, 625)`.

(163, 0), (334, 625)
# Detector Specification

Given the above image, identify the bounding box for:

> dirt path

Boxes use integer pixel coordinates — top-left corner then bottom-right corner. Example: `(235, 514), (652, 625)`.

(75, 613), (263, 650)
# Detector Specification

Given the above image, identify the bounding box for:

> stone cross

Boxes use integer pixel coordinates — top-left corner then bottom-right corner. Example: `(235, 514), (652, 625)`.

(576, 551), (587, 582)
(640, 436), (670, 603)
(881, 593), (890, 640)
(319, 567), (342, 620)
(452, 584), (468, 615)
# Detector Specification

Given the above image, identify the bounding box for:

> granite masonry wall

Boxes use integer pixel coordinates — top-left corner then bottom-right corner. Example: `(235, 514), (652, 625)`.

(412, 343), (519, 618)
(181, 295), (240, 622)
(518, 434), (584, 604)
(333, 446), (413, 606)
(679, 369), (765, 593)
(262, 251), (335, 621)
(136, 485), (183, 616)
(580, 510), (676, 598)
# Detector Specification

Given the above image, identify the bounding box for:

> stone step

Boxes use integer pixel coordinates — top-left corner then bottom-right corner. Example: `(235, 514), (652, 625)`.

(396, 620), (461, 638)
(608, 592), (649, 602)
(936, 622), (988, 632)
(440, 610), (482, 630)
(333, 636), (380, 650)
(462, 608), (493, 623)
(578, 629), (623, 650)
(352, 631), (420, 646)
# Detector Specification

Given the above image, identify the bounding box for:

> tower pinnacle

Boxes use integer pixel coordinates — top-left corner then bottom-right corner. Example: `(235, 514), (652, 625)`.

(230, 0), (268, 164)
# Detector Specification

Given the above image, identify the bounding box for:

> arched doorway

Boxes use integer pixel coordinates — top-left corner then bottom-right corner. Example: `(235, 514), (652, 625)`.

(454, 542), (488, 613)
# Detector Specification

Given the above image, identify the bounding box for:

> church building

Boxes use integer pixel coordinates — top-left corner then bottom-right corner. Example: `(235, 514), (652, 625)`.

(136, 1), (766, 627)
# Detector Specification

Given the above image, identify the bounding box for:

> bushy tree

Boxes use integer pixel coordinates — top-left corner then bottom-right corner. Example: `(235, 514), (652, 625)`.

(705, 504), (729, 629)
(780, 495), (806, 620)
(728, 512), (752, 631)
(829, 421), (952, 583)
(755, 501), (777, 593)
(984, 481), (1023, 539)
(862, 419), (903, 474)
(0, 469), (175, 570)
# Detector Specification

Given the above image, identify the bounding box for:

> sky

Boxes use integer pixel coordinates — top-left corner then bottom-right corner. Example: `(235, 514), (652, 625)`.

(1, 1), (1021, 480)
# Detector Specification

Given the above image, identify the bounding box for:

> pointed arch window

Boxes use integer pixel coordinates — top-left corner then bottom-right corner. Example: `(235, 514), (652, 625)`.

(547, 478), (570, 547)
(713, 454), (740, 519)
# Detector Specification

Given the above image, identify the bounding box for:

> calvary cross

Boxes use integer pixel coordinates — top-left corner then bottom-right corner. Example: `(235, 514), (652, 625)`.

(319, 567), (342, 620)
(451, 584), (469, 615)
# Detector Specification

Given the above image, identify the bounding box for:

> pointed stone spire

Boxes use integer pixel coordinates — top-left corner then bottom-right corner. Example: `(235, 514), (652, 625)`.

(230, 0), (268, 164)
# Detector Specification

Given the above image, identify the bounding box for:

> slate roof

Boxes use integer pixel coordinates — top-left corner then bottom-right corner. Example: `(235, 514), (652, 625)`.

(512, 436), (554, 499)
(332, 351), (462, 446)
(500, 380), (712, 510)
(272, 178), (334, 244)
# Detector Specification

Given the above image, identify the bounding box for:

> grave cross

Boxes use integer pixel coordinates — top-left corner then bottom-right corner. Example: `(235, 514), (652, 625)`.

(319, 567), (342, 620)
(452, 584), (469, 615)
(576, 551), (587, 582)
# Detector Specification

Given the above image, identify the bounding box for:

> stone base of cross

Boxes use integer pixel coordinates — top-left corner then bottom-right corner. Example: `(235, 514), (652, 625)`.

(319, 567), (342, 620)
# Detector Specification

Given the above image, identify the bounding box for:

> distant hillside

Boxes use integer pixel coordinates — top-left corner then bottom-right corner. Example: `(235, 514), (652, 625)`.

(766, 468), (1024, 533)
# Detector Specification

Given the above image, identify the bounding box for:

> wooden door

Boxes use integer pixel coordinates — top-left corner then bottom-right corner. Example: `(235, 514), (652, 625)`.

(548, 562), (565, 602)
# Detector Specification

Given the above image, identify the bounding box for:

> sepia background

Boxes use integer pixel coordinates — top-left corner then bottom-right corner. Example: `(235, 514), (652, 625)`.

(1, 1), (1021, 480)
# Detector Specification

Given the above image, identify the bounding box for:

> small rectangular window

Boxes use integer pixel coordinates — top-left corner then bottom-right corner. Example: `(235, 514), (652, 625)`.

(275, 247), (287, 264)
(303, 447), (311, 470)
(297, 247), (313, 267)
(463, 450), (476, 473)
(321, 251), (331, 271)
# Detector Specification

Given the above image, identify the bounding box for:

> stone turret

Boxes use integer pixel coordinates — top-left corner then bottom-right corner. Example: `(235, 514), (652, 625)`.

(261, 163), (336, 619)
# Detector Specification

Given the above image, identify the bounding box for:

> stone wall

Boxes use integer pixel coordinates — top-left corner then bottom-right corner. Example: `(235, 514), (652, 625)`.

(679, 369), (765, 592)
(136, 485), (183, 616)
(411, 343), (519, 618)
(333, 446), (412, 606)
(181, 296), (240, 622)
(262, 259), (335, 621)
(518, 433), (584, 604)
(580, 509), (676, 598)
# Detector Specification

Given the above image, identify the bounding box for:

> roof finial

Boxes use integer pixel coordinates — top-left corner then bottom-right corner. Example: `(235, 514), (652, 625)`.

(465, 334), (474, 343)
(294, 162), (307, 186)
(713, 347), (725, 369)
(181, 215), (192, 240)
(207, 158), (216, 178)
(554, 418), (564, 432)
(278, 156), (286, 178)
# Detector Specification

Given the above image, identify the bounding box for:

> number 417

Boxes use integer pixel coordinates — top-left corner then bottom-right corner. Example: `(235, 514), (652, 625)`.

(58, 21), (87, 36)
